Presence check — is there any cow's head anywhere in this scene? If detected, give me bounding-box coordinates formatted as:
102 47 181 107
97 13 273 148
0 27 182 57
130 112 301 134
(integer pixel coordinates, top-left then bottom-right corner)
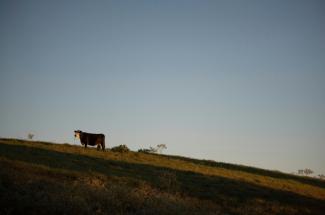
74 130 82 139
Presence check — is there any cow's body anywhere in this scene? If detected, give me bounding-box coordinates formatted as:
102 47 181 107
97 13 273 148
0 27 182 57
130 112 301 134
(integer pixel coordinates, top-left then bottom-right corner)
74 130 105 151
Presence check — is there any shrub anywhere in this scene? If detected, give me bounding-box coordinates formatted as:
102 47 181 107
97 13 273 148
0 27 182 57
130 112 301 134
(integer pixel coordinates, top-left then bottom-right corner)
156 144 167 154
27 133 34 140
138 148 153 153
138 146 161 153
111 145 130 153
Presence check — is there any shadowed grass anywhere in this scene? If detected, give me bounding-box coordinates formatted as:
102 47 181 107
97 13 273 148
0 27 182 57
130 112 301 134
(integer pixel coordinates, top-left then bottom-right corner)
153 153 325 189
0 138 324 214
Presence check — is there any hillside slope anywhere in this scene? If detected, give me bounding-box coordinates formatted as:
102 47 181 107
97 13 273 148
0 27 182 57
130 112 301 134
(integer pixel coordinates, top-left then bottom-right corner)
0 138 324 215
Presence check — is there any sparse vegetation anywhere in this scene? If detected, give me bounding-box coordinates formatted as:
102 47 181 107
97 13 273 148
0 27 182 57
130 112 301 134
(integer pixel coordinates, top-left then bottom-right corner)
0 138 325 215
297 168 315 176
138 146 157 153
156 144 167 154
27 133 34 140
304 168 314 176
110 144 130 153
138 148 152 153
138 144 167 154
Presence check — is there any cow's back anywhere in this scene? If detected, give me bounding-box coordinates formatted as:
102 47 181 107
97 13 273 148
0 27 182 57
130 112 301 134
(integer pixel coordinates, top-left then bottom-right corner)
81 132 105 146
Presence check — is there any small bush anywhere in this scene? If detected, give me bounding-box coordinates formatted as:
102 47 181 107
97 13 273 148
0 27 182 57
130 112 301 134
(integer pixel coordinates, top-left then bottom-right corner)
111 145 130 153
27 133 34 140
138 148 152 153
138 146 157 153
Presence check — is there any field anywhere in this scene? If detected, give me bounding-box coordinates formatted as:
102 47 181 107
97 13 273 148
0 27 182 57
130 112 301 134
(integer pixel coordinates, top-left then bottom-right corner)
0 138 324 215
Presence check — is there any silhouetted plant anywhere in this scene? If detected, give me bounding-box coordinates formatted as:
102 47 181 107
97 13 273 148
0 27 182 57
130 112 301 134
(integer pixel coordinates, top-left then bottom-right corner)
138 145 167 154
27 133 34 140
297 169 304 175
149 146 158 153
157 144 167 154
138 148 151 153
138 147 157 153
303 168 314 176
111 145 130 153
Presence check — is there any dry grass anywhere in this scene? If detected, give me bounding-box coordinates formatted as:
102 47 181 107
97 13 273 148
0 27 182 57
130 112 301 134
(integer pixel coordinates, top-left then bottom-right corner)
0 138 324 214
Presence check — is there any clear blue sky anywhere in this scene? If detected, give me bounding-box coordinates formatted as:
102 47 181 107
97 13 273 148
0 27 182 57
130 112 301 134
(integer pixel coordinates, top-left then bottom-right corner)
1 0 324 174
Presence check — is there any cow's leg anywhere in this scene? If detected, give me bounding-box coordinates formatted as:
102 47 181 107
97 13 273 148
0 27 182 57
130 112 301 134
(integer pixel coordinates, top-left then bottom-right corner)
97 144 100 151
85 137 89 149
102 137 105 152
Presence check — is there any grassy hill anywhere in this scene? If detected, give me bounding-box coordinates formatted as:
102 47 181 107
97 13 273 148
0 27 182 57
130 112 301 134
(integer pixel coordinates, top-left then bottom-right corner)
0 138 324 215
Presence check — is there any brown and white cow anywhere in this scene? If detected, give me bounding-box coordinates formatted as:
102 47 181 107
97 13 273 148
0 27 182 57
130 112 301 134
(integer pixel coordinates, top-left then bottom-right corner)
74 130 105 151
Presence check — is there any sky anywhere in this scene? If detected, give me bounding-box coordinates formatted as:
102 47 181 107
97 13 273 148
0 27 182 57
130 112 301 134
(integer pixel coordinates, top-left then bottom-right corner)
1 0 324 174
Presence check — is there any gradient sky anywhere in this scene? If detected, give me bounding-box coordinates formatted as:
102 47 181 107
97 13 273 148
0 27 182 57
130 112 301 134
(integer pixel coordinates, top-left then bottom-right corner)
1 0 325 174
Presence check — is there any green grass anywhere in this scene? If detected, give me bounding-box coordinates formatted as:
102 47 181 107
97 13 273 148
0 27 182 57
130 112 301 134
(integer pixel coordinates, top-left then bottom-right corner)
0 138 324 215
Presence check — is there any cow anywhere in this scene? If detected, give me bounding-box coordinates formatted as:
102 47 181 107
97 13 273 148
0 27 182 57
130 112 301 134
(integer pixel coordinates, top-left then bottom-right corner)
74 130 105 151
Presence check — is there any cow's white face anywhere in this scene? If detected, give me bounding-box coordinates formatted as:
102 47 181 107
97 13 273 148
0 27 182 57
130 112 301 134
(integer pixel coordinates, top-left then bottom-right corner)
74 131 81 139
